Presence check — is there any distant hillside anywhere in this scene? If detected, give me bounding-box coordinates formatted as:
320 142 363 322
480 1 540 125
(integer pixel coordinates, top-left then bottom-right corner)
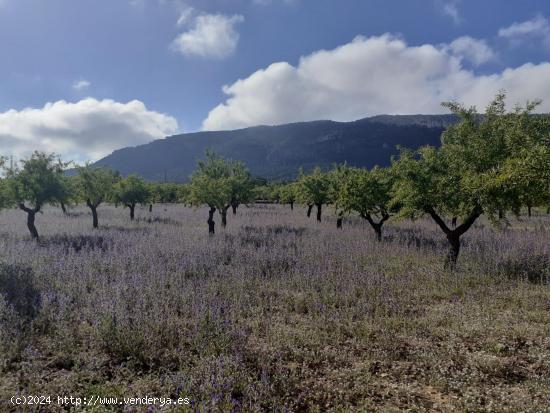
92 115 458 181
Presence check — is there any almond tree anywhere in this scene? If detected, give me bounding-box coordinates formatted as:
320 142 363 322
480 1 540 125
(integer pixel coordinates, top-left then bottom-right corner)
391 93 548 268
297 167 331 222
187 151 232 234
327 164 353 229
4 152 68 239
112 174 150 220
228 161 255 215
499 106 550 217
337 166 394 239
77 165 119 228
278 182 298 210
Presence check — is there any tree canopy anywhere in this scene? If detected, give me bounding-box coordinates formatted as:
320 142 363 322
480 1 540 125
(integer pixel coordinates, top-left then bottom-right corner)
297 167 331 221
77 165 119 227
4 152 68 238
112 174 150 220
336 166 393 239
391 93 549 266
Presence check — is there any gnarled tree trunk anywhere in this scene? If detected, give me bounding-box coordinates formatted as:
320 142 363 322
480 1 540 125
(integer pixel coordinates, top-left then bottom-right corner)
86 199 100 228
149 204 153 213
220 206 229 228
19 204 40 239
207 206 216 235
127 203 136 220
231 200 238 215
425 205 483 270
336 211 344 229
290 201 294 211
60 202 67 215
316 203 322 222
306 204 313 218
362 212 390 242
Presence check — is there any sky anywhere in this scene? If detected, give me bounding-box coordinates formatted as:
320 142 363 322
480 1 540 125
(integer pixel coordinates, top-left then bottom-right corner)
1 0 550 163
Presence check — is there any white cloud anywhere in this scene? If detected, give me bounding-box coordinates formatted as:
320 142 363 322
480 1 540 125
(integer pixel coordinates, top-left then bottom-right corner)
438 0 462 25
72 79 91 91
445 36 496 66
0 99 178 162
498 14 550 48
172 13 244 59
202 34 550 131
176 7 194 26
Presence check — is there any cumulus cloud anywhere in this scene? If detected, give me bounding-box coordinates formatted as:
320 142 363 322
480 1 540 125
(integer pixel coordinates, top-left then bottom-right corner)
72 79 91 91
445 36 496 66
0 99 178 162
202 34 550 131
172 13 244 59
498 14 550 48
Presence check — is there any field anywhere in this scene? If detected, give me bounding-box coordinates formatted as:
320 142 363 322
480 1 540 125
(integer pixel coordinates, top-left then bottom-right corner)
1 204 549 412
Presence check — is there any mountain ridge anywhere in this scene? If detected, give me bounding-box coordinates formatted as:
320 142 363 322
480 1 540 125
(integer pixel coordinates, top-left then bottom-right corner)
92 114 459 181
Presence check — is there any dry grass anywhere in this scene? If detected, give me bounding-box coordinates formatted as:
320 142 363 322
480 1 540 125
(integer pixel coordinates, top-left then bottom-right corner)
0 204 549 412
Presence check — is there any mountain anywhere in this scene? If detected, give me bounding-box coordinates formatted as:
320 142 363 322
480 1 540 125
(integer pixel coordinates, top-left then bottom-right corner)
92 115 458 181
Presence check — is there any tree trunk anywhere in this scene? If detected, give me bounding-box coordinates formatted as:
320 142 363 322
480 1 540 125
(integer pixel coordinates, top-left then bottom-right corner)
19 204 39 239
498 209 504 219
220 206 229 228
149 204 153 213
527 205 532 217
451 217 457 228
547 207 550 215
207 207 216 235
336 217 343 229
363 213 388 242
374 224 382 241
86 199 100 228
61 202 67 215
128 204 135 220
306 204 313 218
425 205 482 269
290 201 294 211
445 233 461 270
91 206 98 228
316 203 322 222
27 210 38 239
231 201 238 215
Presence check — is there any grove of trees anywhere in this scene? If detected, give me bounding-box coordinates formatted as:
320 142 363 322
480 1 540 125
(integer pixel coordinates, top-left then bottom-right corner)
0 93 548 267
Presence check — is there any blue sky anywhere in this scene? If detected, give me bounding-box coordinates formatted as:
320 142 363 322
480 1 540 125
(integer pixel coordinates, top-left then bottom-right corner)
1 0 549 162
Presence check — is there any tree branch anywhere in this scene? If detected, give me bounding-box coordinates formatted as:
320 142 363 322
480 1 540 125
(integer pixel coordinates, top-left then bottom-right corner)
425 206 451 235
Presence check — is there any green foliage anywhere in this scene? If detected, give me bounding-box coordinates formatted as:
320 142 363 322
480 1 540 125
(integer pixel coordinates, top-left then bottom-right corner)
499 109 550 212
336 166 393 219
188 151 233 210
188 150 254 211
4 152 68 212
148 182 184 204
277 182 298 205
391 93 548 222
251 185 275 202
112 175 150 207
0 157 12 210
77 165 119 207
228 161 255 208
296 167 331 206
